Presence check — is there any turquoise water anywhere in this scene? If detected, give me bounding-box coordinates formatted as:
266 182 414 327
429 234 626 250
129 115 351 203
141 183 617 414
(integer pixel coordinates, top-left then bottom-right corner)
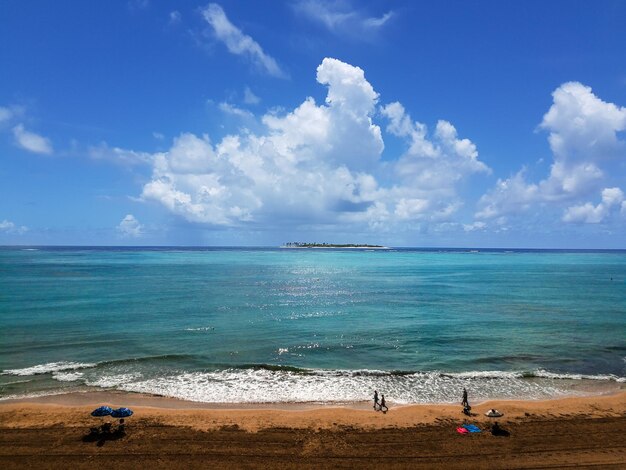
1 247 625 404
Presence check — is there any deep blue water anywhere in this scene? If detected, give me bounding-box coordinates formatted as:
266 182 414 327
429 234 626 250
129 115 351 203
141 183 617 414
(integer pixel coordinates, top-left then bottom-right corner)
1 246 625 404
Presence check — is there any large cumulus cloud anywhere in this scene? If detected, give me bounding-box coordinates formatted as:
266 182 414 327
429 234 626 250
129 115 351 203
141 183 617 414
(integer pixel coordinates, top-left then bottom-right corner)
141 58 488 231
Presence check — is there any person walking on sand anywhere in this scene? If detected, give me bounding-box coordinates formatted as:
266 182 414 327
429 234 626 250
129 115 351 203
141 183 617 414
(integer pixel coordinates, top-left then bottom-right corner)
380 394 388 412
462 387 471 415
373 390 379 410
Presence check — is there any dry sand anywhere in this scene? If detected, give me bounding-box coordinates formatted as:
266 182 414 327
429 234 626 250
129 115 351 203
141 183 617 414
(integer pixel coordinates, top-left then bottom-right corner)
1 391 625 469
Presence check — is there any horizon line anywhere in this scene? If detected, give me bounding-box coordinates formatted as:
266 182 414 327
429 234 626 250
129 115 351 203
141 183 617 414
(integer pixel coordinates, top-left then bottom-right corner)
1 244 625 251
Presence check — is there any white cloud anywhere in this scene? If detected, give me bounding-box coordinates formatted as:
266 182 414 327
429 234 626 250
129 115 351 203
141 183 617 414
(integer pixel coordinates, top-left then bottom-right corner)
259 58 384 172
160 133 216 174
201 3 287 78
463 221 487 232
562 202 605 223
476 82 626 221
117 214 143 237
394 198 429 220
153 132 165 140
243 86 260 105
383 102 489 178
476 170 539 219
540 82 626 162
562 187 624 223
294 0 393 36
601 187 624 206
139 58 488 232
0 219 28 234
12 124 53 155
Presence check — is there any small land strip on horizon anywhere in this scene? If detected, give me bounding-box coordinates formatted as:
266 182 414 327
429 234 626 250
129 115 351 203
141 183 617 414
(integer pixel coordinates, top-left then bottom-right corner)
281 242 389 249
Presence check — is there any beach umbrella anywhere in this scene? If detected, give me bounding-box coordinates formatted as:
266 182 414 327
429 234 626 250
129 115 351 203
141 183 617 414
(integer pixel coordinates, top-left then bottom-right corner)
91 406 113 417
111 407 134 418
90 406 114 434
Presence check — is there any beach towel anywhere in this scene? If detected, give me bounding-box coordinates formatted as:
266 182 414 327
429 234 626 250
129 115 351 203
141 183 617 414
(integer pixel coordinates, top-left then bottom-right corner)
462 424 481 433
456 427 469 434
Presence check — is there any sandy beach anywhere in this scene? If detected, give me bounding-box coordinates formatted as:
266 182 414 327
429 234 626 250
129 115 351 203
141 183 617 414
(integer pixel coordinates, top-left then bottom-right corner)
1 391 625 469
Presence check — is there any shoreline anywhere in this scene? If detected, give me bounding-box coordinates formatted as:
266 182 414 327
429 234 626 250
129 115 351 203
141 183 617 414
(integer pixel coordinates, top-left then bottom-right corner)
2 390 624 428
2 392 625 468
2 377 625 407
2 380 624 410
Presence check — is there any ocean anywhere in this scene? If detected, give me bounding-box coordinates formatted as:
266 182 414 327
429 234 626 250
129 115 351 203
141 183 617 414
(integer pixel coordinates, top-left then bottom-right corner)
1 246 625 405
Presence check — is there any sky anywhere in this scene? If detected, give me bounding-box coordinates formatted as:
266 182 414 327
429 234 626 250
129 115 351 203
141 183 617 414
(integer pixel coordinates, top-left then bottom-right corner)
1 0 625 248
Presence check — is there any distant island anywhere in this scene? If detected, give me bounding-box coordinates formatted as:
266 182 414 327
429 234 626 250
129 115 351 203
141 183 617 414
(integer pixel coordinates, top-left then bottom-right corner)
281 242 389 249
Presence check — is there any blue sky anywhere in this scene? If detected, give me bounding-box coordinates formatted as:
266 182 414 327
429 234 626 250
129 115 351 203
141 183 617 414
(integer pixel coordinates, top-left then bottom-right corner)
1 0 625 247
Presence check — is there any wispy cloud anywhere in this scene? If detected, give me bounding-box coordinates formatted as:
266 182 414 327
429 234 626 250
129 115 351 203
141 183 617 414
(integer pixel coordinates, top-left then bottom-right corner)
201 3 287 78
89 142 153 166
463 221 487 232
169 10 181 25
243 86 260 105
12 124 53 155
128 0 149 11
362 11 393 28
219 102 254 119
294 0 393 37
0 106 13 123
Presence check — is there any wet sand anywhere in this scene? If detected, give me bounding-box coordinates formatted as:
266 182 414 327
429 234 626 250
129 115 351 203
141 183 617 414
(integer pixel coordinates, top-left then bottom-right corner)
1 392 625 469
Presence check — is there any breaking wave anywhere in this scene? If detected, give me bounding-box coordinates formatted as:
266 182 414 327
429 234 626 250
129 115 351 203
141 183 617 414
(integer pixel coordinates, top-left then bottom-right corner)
3 359 624 403
1 361 97 376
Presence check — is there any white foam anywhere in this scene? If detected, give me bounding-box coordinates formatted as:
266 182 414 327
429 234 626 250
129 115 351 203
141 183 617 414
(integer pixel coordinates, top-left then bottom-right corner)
119 368 573 404
52 371 84 382
0 379 33 386
1 362 96 376
534 369 626 383
86 372 141 388
445 370 525 379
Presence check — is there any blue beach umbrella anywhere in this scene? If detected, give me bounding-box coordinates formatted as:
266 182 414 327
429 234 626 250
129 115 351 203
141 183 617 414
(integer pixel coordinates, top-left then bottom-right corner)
91 406 113 417
111 407 134 418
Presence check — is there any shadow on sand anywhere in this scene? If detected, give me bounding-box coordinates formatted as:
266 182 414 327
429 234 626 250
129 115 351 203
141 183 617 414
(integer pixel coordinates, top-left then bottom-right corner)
491 423 510 437
82 423 126 447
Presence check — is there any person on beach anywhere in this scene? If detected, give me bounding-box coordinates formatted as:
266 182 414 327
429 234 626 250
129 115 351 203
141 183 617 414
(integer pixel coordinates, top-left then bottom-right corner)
114 418 126 437
462 388 471 415
373 390 379 410
380 394 388 412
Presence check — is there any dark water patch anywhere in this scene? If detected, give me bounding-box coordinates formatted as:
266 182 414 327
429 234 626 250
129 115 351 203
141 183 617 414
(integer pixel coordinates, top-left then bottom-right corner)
231 364 312 374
